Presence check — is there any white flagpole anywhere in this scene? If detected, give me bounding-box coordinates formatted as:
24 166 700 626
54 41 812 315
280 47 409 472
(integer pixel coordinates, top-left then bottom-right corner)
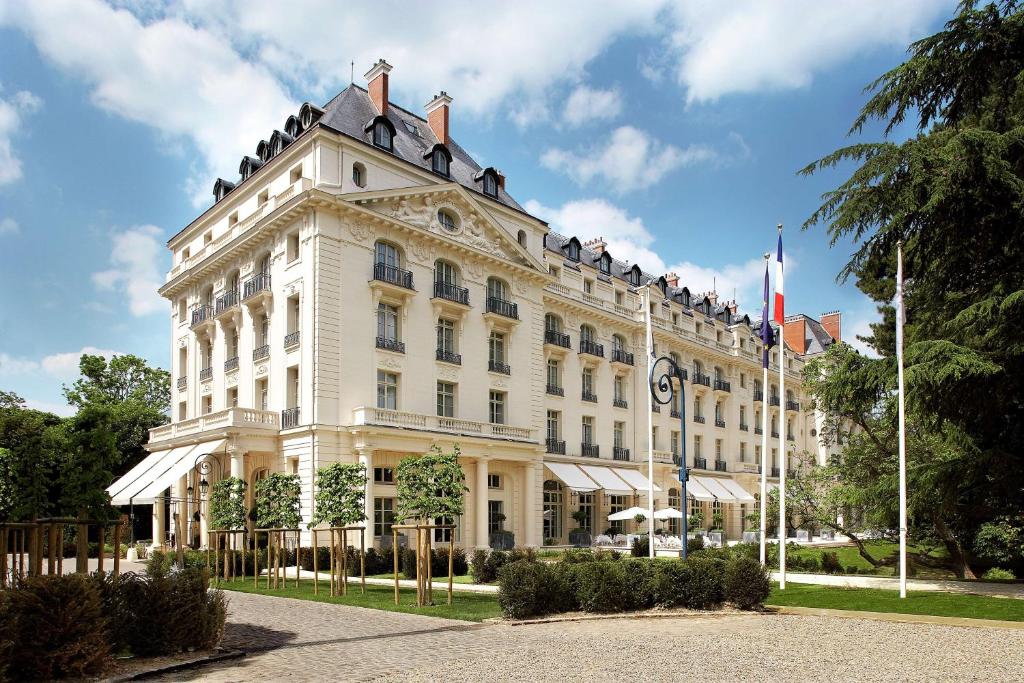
644 285 656 558
897 241 907 598
759 253 770 567
777 224 787 590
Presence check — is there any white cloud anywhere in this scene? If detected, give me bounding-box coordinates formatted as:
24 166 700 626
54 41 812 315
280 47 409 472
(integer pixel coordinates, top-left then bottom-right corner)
541 126 715 192
0 217 18 235
40 346 123 379
0 85 42 185
92 225 166 316
563 85 622 127
665 1 948 103
0 352 39 376
23 398 76 417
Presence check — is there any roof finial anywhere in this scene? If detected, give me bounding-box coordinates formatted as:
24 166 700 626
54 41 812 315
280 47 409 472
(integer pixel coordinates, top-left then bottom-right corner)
350 60 354 84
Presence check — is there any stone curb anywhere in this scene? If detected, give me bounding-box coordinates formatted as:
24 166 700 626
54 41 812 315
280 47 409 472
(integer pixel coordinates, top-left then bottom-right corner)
494 608 748 626
102 648 245 681
770 605 1024 630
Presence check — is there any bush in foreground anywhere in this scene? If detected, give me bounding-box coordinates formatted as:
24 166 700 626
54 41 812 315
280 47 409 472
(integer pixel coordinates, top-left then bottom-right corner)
724 556 771 610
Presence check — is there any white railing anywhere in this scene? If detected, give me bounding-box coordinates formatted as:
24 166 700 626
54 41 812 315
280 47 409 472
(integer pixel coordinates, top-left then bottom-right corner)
736 462 761 474
352 407 534 441
149 407 279 442
652 450 676 464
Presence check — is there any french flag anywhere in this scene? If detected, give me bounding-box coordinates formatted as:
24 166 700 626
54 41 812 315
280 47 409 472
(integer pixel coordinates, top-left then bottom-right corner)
774 229 784 325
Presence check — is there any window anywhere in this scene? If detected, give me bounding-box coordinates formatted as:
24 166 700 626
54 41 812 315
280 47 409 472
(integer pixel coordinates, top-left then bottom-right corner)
178 401 187 421
437 318 457 356
436 381 455 417
715 439 722 459
375 241 400 268
377 303 400 342
431 149 449 176
488 500 504 532
566 240 580 261
546 410 560 440
202 395 212 415
286 365 299 409
228 212 238 229
177 297 187 321
715 401 723 422
182 246 191 262
489 391 506 424
488 474 501 489
693 396 703 418
549 265 560 279
488 331 506 365
547 359 561 389
377 370 398 409
614 422 624 448
609 495 627 534
437 209 456 231
257 314 270 347
203 231 212 246
740 442 747 462
582 416 594 445
577 493 594 533
287 232 300 262
583 279 594 294
374 497 395 537
544 313 561 333
486 277 507 301
580 324 595 344
582 367 594 395
482 170 498 197
740 372 747 388
258 189 269 207
740 405 747 425
613 375 625 402
256 378 269 411
651 426 658 450
352 162 366 188
435 260 458 286
289 165 302 184
628 266 641 287
599 254 611 274
543 480 563 540
286 296 300 337
227 387 238 408
671 430 680 455
517 230 527 248
694 435 703 458
258 252 271 275
373 467 394 484
373 120 392 149
615 290 624 305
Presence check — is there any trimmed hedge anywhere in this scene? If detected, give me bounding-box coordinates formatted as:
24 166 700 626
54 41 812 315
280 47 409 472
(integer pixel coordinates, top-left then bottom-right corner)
470 547 538 583
496 553 768 619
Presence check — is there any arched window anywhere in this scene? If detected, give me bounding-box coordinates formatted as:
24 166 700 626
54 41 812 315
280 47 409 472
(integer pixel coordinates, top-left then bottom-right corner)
566 239 581 262
437 209 457 231
612 334 626 352
580 324 596 344
299 102 324 129
627 265 641 287
714 366 725 382
431 148 450 176
375 241 401 268
482 170 498 197
256 140 271 163
227 269 240 294
544 313 562 333
352 162 366 188
599 253 611 274
372 119 393 150
257 252 271 275
657 276 668 295
434 259 458 286
486 277 507 301
517 230 527 248
693 359 704 376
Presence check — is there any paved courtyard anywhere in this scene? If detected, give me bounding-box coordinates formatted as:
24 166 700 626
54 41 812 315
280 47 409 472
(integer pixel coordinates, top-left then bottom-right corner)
164 591 1024 682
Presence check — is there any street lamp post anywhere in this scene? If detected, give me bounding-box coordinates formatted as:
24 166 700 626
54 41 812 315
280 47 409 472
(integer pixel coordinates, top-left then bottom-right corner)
649 355 690 560
191 454 221 548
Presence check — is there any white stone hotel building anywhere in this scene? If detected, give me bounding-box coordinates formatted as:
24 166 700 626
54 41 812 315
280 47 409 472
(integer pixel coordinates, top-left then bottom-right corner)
108 61 842 550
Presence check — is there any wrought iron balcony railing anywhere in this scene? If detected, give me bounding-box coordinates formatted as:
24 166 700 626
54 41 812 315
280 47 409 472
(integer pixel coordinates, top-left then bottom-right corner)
374 262 414 289
581 443 600 458
191 305 214 327
579 339 604 357
224 356 239 372
715 418 727 428
714 460 728 472
242 272 271 300
613 398 628 409
176 376 187 390
581 390 598 403
693 415 705 424
546 384 564 396
611 349 634 365
436 349 461 365
253 345 270 361
284 330 300 348
214 289 239 315
199 367 213 382
544 329 571 348
433 280 469 305
693 372 711 387
714 379 731 392
613 446 631 461
489 360 511 375
281 407 300 429
485 296 518 319
694 457 708 470
546 438 566 454
376 337 405 353
753 390 764 402
787 400 801 411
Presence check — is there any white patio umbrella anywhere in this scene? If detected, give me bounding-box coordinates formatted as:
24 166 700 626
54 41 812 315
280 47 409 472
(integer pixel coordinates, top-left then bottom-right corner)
607 506 649 521
653 508 684 520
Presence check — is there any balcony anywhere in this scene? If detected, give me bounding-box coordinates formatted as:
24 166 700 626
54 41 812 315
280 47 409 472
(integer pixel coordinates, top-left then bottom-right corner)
581 443 600 458
613 398 628 409
694 457 708 470
190 304 214 329
546 384 564 396
611 349 634 365
373 262 414 290
771 467 780 477
693 415 705 424
485 296 518 320
281 407 300 429
242 272 271 302
771 430 779 438
253 344 270 361
613 446 631 461
377 337 406 354
670 408 681 419
693 372 711 387
352 406 534 442
787 432 795 442
284 330 300 349
544 329 571 349
651 404 661 413
546 438 566 454
433 280 469 306
715 419 726 428
214 290 240 317
754 390 764 402
199 367 213 382
739 423 749 431
754 426 763 435
436 349 462 365
714 379 731 392
714 460 728 472
148 407 279 443
581 390 598 403
224 356 239 372
176 376 187 391
787 400 801 412
579 339 604 358
488 360 511 375
770 396 781 407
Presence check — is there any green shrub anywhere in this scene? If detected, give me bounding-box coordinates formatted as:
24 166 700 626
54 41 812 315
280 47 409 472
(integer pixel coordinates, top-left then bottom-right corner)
651 559 690 608
724 556 771 610
497 560 547 619
0 592 10 681
509 546 537 563
561 548 597 564
631 535 649 557
5 574 110 679
574 561 627 613
620 558 657 610
431 546 468 577
981 567 1016 580
471 549 515 583
679 556 725 609
821 551 843 575
687 535 705 553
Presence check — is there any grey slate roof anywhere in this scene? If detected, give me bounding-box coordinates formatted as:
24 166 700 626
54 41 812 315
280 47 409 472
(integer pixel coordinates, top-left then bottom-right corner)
317 85 524 211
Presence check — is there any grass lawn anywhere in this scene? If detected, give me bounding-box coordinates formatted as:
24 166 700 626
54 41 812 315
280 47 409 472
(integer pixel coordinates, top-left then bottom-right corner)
766 582 1024 622
786 541 954 579
219 578 501 622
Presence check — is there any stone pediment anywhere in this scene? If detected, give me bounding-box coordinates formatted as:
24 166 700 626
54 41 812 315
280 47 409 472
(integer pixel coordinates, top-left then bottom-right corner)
356 187 537 269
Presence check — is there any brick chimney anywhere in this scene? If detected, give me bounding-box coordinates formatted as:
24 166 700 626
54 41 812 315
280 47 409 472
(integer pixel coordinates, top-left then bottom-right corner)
666 272 680 288
784 316 808 355
425 92 452 145
364 59 393 115
583 237 607 254
820 311 842 342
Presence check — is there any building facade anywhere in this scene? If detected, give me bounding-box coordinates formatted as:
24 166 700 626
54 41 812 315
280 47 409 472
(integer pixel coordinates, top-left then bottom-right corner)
108 60 840 549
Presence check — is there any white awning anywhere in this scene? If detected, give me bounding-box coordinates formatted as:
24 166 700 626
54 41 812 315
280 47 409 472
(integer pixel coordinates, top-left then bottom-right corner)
693 475 737 502
109 444 193 506
545 462 599 493
578 465 633 495
611 467 663 493
719 478 757 503
685 477 716 501
135 438 226 504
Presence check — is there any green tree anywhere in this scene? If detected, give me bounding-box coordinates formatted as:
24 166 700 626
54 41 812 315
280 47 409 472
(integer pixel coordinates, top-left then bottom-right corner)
309 463 367 528
395 445 467 523
64 354 170 478
0 392 65 521
209 477 247 530
252 473 302 529
57 405 120 521
800 1 1024 578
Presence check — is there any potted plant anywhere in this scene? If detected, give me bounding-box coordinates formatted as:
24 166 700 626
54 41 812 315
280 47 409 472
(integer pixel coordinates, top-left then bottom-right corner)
568 509 591 547
687 510 705 538
708 511 725 546
742 509 760 543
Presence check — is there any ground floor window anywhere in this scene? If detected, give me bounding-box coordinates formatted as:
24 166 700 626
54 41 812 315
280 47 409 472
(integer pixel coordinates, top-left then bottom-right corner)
374 497 394 537
433 515 460 543
608 495 628 535
488 500 504 533
667 488 681 536
543 480 563 541
577 493 594 534
711 500 724 529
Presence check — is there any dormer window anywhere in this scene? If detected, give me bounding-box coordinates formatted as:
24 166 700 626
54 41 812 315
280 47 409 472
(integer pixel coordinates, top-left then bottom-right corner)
627 265 641 287
425 144 452 177
373 119 393 150
483 172 497 196
566 238 581 262
599 253 611 274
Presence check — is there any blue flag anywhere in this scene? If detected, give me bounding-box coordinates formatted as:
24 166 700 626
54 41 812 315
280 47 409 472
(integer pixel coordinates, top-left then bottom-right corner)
760 258 775 368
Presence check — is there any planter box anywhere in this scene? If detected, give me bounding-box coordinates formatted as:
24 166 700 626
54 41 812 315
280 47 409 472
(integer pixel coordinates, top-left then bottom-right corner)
489 531 515 551
819 529 835 541
568 529 591 548
796 529 811 542
742 531 760 543
707 531 724 547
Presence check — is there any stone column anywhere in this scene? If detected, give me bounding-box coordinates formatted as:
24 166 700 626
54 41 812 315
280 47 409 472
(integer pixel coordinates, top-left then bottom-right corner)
152 495 166 549
475 457 489 549
358 450 374 547
523 461 539 547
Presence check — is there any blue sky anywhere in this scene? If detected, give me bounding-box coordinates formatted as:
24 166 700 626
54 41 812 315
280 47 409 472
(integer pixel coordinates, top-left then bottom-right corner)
0 0 955 414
